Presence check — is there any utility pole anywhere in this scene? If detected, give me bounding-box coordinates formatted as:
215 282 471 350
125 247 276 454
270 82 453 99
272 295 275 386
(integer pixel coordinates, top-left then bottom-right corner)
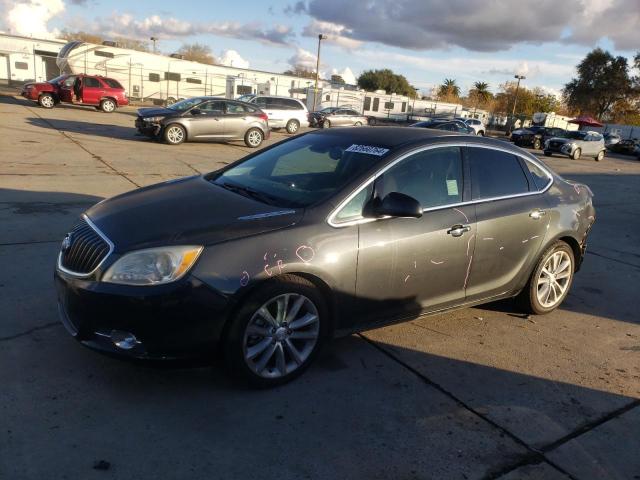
312 34 327 112
509 74 526 134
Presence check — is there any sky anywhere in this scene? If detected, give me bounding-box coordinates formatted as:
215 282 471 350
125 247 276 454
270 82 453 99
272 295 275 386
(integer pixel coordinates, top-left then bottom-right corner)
1 0 638 97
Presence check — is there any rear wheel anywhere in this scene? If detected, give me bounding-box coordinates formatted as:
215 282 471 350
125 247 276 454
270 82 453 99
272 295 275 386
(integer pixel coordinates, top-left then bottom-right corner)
533 138 542 150
244 128 264 148
572 148 581 160
224 275 327 387
516 241 574 315
100 99 116 113
354 121 363 127
164 124 186 145
38 93 55 109
477 130 485 136
285 119 300 134
322 120 331 129
595 150 604 161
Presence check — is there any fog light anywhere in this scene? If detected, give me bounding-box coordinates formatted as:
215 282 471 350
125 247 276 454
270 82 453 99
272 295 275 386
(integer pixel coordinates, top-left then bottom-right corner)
110 330 140 350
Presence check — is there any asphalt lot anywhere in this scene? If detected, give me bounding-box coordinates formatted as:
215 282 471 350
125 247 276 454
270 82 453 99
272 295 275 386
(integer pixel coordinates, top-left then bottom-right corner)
1 94 639 480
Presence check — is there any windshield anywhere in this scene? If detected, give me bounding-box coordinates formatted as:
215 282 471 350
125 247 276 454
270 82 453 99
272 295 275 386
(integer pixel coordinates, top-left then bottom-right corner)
563 131 587 140
167 98 203 111
210 134 390 208
320 107 338 113
237 95 255 103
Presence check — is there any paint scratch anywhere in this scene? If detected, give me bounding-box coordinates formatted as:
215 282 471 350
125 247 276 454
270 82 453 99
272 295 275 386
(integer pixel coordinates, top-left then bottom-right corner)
453 208 469 223
404 275 411 283
467 233 475 257
240 271 250 287
430 259 445 265
463 255 473 289
483 237 494 241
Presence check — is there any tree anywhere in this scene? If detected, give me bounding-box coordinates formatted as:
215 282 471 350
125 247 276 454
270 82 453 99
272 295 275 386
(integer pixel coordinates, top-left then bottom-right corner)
438 78 460 102
467 81 492 110
283 67 316 79
563 48 633 120
115 37 149 52
176 43 216 65
331 74 345 84
357 69 418 98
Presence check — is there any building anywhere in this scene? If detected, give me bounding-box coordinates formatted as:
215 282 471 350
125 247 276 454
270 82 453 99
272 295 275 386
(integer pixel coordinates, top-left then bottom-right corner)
0 33 66 85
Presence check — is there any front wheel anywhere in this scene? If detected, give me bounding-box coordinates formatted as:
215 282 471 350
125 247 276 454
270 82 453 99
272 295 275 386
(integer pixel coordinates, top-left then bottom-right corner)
100 99 116 113
224 275 327 387
38 93 55 109
164 124 186 145
516 241 574 315
285 119 300 134
477 130 485 136
572 148 581 160
595 150 604 162
322 120 331 129
244 128 264 148
533 138 541 150
354 121 363 127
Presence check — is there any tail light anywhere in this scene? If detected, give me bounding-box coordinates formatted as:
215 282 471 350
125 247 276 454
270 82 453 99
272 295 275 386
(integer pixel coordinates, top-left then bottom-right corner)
258 112 268 122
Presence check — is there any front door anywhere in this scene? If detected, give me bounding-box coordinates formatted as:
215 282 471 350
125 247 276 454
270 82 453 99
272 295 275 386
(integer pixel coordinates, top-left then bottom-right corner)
355 146 475 325
80 76 102 105
463 146 549 301
187 100 226 139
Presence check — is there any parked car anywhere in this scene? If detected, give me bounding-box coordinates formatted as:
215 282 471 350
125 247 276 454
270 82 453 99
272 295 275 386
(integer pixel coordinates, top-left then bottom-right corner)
607 138 639 155
21 74 128 112
454 117 486 136
544 130 606 161
55 127 595 387
135 96 269 147
316 108 369 128
309 107 340 127
604 132 622 149
411 119 474 134
511 126 566 150
238 95 309 134
634 143 640 160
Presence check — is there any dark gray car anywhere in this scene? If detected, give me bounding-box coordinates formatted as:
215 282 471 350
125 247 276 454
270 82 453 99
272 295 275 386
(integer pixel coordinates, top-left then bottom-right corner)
55 127 595 387
135 96 270 147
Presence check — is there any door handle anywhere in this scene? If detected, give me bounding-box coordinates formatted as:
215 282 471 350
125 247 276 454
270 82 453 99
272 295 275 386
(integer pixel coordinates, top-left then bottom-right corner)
447 224 471 237
529 209 547 219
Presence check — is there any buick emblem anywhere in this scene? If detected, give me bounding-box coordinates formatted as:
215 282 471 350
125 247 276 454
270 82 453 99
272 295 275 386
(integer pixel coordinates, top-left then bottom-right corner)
61 234 72 252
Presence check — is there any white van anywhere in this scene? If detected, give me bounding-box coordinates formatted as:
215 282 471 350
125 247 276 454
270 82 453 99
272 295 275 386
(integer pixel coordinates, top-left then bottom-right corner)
239 95 309 134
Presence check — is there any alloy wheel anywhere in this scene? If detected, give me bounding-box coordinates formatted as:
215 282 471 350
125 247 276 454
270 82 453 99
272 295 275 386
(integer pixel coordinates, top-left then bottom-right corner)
243 293 320 379
247 130 262 147
102 100 115 112
166 126 184 144
40 95 54 108
536 250 572 308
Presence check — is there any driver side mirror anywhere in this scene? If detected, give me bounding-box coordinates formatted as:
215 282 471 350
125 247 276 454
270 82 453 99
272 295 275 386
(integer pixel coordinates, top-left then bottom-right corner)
190 108 202 115
368 192 422 219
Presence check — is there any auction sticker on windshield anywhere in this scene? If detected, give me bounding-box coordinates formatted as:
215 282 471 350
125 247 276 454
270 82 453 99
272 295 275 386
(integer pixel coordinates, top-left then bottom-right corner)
345 144 390 156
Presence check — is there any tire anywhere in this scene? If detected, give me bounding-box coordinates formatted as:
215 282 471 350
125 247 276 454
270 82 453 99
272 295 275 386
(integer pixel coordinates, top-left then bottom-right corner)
533 138 542 150
571 148 581 160
244 128 264 148
595 150 604 162
477 130 485 136
163 124 186 145
322 120 331 129
544 151 553 157
354 121 363 127
166 97 176 106
38 93 55 109
368 117 376 126
516 241 575 315
285 119 300 134
223 275 328 387
100 99 116 113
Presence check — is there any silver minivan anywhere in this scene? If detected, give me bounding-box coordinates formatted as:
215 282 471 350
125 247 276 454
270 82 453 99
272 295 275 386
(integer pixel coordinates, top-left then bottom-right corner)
239 95 309 134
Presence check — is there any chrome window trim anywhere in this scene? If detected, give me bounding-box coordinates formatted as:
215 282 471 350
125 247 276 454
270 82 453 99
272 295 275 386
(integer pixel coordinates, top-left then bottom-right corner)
327 142 554 228
56 214 114 278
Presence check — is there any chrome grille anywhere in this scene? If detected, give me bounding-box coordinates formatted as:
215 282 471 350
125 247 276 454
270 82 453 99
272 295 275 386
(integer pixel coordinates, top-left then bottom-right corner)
59 217 111 275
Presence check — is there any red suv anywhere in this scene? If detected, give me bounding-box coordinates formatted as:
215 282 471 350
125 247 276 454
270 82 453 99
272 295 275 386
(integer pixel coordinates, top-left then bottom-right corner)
21 74 129 112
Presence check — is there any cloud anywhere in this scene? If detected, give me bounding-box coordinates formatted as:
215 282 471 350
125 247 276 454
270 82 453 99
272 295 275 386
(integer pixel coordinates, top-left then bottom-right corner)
302 19 363 49
331 66 356 84
288 47 317 70
218 49 249 69
300 0 638 52
3 0 64 38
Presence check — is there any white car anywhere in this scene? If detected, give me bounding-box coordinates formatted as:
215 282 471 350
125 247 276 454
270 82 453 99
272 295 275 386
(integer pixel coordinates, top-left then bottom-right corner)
239 95 309 134
455 117 486 136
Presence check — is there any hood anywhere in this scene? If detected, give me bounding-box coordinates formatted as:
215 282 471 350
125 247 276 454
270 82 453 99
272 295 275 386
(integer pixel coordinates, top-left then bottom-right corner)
85 175 302 252
548 137 571 144
137 106 176 117
24 81 49 89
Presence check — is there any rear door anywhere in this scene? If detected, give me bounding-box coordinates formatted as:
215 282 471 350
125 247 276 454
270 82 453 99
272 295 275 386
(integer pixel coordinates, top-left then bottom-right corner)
463 146 550 301
81 76 102 105
259 97 285 128
355 146 475 325
187 100 226 139
224 101 251 139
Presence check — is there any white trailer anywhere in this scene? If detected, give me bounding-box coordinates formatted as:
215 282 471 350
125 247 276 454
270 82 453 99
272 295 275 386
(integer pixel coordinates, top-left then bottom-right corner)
0 33 65 85
56 41 326 104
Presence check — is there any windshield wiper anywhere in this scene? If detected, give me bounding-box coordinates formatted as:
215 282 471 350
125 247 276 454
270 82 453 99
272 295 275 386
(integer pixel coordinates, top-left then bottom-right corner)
218 182 279 206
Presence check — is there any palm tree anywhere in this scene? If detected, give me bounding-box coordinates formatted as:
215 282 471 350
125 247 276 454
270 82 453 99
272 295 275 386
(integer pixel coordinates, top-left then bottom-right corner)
472 81 491 103
438 78 460 99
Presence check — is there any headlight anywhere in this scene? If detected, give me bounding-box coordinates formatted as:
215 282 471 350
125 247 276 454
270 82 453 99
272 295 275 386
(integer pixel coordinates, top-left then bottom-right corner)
103 246 203 286
144 116 164 123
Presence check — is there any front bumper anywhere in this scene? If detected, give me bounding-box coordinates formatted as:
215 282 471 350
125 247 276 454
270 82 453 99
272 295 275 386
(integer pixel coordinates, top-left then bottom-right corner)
545 142 574 157
55 269 230 361
21 89 39 100
135 117 161 136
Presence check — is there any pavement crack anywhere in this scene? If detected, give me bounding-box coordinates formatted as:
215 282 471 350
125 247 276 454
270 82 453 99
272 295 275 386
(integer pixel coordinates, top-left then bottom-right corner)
587 250 640 269
0 321 60 342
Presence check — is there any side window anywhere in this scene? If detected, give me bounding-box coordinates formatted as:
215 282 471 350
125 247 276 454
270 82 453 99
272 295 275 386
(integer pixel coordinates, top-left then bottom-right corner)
83 77 100 88
377 147 463 209
372 98 379 112
62 76 76 87
284 99 303 110
347 110 359 116
363 97 371 111
467 147 530 200
226 102 246 114
333 185 374 224
200 101 225 113
254 97 267 108
524 160 551 191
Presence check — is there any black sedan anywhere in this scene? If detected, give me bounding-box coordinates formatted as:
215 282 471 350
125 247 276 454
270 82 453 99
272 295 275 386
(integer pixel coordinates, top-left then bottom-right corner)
55 127 595 387
411 119 475 134
511 126 566 150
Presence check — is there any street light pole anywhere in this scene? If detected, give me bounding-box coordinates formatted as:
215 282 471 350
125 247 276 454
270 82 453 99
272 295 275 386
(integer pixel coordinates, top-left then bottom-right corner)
312 34 327 111
509 74 526 133
150 37 158 54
